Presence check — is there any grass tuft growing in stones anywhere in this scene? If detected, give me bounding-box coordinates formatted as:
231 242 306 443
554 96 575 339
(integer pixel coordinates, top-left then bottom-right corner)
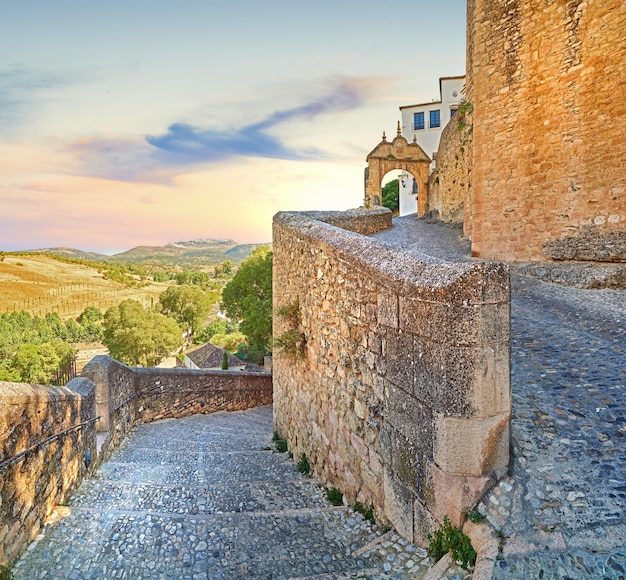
0 564 13 580
296 453 310 475
326 487 343 506
427 516 476 570
353 501 375 523
272 431 288 453
464 509 485 524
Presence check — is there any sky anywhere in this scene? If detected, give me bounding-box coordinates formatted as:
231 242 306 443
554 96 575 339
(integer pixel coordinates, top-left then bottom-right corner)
0 0 466 254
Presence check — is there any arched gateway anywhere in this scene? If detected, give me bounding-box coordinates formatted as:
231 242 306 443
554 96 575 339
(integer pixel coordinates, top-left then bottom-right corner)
364 123 431 216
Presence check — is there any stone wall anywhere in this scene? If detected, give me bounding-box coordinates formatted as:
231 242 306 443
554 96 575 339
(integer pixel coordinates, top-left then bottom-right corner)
428 117 470 223
0 378 96 565
82 355 273 428
300 208 392 236
273 210 510 546
134 367 273 422
467 0 626 261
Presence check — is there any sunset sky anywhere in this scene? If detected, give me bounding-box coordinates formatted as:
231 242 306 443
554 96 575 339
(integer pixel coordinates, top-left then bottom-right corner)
1 0 465 254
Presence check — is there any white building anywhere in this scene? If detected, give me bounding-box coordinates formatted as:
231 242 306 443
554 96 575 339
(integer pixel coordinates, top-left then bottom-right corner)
396 76 465 216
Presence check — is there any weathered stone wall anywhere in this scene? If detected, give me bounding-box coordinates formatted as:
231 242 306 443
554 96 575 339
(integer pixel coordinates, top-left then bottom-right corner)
134 367 273 422
82 355 136 461
273 210 510 546
0 378 96 564
82 356 273 426
300 208 392 236
428 118 470 223
468 0 626 261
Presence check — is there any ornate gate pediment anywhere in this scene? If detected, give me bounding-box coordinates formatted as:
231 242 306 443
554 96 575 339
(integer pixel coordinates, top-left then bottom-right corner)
365 123 431 216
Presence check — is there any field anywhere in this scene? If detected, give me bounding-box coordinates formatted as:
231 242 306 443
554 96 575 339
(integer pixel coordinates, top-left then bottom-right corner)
0 255 180 319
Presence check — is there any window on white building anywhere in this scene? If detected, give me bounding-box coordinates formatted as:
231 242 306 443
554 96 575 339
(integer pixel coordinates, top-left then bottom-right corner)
429 110 440 128
414 112 425 130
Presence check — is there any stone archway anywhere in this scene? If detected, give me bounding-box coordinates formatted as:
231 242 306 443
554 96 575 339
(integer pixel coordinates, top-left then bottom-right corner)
365 123 431 216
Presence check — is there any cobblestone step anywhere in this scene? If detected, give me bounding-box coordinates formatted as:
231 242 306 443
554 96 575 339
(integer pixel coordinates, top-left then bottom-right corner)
13 406 471 580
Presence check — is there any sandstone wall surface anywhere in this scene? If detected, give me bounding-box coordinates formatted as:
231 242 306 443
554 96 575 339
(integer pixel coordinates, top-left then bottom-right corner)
428 118 470 224
469 0 626 261
0 378 96 564
272 210 510 546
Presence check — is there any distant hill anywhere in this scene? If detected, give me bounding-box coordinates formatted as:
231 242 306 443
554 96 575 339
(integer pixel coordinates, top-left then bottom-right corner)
18 238 269 267
22 247 110 261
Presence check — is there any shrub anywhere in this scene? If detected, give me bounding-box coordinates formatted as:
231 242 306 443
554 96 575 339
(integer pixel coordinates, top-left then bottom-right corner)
353 502 375 523
427 516 476 569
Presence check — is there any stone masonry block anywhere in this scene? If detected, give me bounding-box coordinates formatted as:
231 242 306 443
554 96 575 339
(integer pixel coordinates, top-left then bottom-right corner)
413 338 510 417
390 427 425 491
377 292 399 328
384 383 433 456
383 469 414 540
384 331 415 393
424 460 493 528
399 297 510 345
433 412 510 478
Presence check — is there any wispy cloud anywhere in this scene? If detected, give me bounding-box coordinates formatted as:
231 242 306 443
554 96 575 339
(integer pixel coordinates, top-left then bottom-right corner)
146 77 369 164
63 77 376 184
0 67 75 128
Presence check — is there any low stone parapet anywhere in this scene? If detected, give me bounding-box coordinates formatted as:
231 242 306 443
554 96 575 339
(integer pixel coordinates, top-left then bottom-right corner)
272 209 511 546
0 378 96 564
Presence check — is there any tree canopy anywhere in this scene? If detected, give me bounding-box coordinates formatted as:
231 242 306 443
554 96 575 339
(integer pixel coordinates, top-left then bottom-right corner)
103 299 182 367
159 285 213 336
381 179 399 211
221 246 272 353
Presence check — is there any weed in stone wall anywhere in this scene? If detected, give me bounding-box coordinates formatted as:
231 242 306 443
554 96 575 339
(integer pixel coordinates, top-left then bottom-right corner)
427 516 476 570
0 565 13 580
464 509 485 524
326 487 343 506
272 431 288 453
275 300 306 361
353 501 375 524
296 453 310 475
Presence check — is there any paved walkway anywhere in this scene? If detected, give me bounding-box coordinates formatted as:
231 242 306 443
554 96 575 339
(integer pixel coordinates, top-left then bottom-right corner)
13 406 470 579
373 215 626 579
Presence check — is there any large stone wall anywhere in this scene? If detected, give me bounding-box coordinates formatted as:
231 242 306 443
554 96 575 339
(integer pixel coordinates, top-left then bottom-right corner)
0 378 96 564
428 117 470 224
467 0 626 261
273 210 510 546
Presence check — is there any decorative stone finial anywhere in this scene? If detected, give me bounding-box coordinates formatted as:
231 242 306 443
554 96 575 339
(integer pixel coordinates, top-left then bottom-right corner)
413 135 417 144
397 121 401 136
382 131 387 142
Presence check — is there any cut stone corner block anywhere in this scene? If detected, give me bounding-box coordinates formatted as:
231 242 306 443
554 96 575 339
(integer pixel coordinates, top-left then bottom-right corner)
425 460 494 528
433 412 510 478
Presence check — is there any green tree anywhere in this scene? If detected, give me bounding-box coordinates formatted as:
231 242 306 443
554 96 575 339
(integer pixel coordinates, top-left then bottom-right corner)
221 350 229 370
103 299 182 367
78 306 103 325
194 319 228 344
11 342 60 384
159 285 213 336
381 178 399 211
221 246 272 353
210 332 247 353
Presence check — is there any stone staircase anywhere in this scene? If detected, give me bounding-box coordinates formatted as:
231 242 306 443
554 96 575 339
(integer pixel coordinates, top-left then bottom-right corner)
13 405 468 580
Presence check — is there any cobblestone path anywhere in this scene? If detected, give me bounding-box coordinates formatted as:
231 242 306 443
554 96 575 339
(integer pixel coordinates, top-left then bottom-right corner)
487 273 626 579
374 216 626 579
14 406 470 580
